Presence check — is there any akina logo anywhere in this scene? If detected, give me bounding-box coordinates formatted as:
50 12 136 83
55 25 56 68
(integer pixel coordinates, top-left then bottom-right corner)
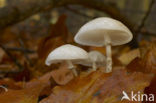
121 91 154 102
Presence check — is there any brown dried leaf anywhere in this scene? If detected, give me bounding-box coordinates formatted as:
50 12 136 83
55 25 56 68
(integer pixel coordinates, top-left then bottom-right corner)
38 36 65 60
144 75 156 103
0 83 45 103
50 62 74 85
49 14 68 38
37 14 68 60
40 69 152 103
118 49 140 65
0 78 22 94
141 43 156 73
126 57 145 73
0 67 61 103
127 42 156 73
126 42 156 103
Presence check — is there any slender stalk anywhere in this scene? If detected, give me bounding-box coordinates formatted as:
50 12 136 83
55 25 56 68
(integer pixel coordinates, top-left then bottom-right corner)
71 68 78 77
66 60 78 76
92 62 97 71
104 34 112 73
106 44 112 73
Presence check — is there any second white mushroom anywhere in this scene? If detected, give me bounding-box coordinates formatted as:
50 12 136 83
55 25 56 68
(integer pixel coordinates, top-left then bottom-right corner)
45 44 89 76
78 50 106 71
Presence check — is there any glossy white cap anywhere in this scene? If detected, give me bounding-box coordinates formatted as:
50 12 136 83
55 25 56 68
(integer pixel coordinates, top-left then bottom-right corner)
74 17 133 46
45 44 88 66
88 51 106 63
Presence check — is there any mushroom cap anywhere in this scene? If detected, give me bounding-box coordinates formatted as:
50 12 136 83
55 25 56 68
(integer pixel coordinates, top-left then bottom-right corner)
45 44 88 66
74 17 133 46
78 50 106 67
88 51 106 62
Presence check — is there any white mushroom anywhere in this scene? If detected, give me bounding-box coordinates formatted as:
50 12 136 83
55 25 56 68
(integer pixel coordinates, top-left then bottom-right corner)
74 17 133 73
45 44 88 76
78 50 106 71
88 51 106 71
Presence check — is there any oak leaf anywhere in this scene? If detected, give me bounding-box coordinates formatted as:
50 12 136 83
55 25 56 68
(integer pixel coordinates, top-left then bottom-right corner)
40 69 153 103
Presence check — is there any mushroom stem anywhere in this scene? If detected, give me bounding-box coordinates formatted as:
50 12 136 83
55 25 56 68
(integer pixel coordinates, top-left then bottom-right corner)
71 67 78 77
105 44 112 73
66 60 78 76
92 62 97 71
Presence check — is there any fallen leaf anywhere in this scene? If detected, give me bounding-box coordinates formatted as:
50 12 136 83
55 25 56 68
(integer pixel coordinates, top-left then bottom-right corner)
0 84 45 103
118 49 140 65
40 69 153 103
126 57 145 73
50 62 74 85
40 70 102 103
141 43 156 74
49 14 68 38
144 75 156 103
0 67 60 103
0 78 22 94
127 42 156 73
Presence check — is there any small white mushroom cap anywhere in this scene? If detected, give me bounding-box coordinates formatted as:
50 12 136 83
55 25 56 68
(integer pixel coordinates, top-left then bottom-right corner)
78 50 106 67
89 51 106 63
45 44 88 66
74 17 133 46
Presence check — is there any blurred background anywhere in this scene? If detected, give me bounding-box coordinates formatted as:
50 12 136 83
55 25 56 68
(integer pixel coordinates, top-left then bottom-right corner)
0 0 155 40
0 0 155 79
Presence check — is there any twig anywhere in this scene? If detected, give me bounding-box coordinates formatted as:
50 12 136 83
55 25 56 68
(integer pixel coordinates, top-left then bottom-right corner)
18 39 33 66
65 6 95 19
5 47 35 53
0 44 23 72
130 0 155 48
136 0 155 33
0 69 21 74
120 8 156 15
